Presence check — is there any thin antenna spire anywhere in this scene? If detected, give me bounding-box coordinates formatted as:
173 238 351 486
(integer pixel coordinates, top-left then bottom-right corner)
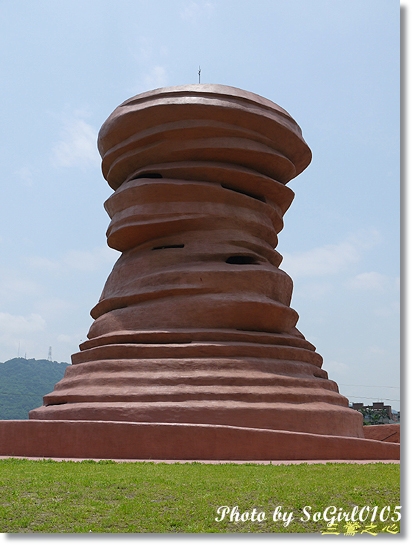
198 66 201 84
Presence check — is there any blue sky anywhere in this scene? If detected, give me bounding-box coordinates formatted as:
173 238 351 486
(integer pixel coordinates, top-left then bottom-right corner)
0 0 400 411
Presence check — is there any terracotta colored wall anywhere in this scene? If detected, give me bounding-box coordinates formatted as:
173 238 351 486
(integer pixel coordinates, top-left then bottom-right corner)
0 420 399 460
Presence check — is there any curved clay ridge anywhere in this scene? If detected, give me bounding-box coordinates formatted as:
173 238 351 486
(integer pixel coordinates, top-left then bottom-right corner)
30 84 363 438
97 84 312 189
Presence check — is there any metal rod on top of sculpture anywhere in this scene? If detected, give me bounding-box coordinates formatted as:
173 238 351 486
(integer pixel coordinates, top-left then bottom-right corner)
30 84 363 439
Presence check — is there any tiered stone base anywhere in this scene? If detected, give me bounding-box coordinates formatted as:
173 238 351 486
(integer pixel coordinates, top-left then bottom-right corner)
0 420 399 461
28 331 365 439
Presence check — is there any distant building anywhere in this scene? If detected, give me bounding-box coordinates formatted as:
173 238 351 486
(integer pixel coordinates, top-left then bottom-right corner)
350 402 400 425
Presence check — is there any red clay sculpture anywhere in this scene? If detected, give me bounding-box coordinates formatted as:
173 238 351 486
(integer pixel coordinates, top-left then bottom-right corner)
0 85 399 460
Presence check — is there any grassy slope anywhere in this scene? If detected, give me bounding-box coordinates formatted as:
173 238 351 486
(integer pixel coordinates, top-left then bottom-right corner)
0 459 400 534
0 358 69 419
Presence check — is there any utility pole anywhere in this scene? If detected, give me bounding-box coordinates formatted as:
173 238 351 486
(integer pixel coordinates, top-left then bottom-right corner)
48 346 52 361
198 66 201 83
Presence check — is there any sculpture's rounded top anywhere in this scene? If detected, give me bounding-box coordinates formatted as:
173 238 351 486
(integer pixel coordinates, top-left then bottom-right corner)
98 84 312 190
116 84 292 117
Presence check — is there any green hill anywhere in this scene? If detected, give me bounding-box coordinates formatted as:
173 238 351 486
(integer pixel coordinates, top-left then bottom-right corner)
0 358 69 420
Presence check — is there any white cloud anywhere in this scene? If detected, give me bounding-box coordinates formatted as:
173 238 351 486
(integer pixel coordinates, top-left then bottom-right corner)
135 37 154 64
62 246 117 272
346 271 389 291
282 240 359 277
129 65 169 95
375 300 400 318
293 281 333 300
134 36 169 63
143 65 168 90
282 230 381 278
35 298 76 317
27 256 61 272
57 333 84 346
27 246 117 273
130 35 170 94
180 0 214 23
0 312 46 340
52 117 99 168
324 360 350 376
0 275 41 304
15 166 34 187
365 345 387 358
57 334 74 343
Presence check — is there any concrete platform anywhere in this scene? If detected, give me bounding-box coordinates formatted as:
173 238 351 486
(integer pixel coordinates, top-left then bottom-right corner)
0 420 400 461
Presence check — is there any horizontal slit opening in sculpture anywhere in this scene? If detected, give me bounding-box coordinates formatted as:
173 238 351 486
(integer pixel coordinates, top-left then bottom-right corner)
221 184 266 203
226 255 258 265
152 244 185 250
134 172 163 179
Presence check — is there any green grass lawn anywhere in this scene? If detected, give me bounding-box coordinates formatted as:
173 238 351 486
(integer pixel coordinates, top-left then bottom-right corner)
0 459 400 534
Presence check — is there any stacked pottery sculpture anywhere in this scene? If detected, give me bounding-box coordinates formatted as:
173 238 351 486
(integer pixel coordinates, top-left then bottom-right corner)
30 84 364 439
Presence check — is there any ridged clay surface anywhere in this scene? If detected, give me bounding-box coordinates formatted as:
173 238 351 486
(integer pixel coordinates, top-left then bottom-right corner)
30 85 363 439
